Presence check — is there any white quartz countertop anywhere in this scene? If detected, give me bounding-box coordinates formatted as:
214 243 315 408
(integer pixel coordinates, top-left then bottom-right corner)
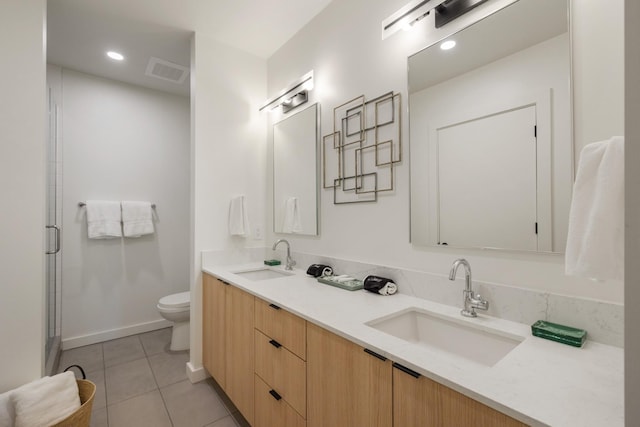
202 262 623 427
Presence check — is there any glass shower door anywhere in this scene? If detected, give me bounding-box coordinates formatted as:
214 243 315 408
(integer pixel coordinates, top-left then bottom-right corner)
45 87 61 374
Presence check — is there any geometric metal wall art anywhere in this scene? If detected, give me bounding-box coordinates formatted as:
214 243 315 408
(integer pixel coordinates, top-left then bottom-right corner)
322 91 402 204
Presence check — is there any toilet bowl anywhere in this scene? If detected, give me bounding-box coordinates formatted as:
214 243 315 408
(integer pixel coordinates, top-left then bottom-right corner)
157 291 190 351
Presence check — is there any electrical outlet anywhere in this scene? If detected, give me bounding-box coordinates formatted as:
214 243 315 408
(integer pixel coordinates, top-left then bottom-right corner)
253 226 262 240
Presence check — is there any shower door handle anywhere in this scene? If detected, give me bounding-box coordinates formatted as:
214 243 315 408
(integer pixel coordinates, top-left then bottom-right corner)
46 225 60 255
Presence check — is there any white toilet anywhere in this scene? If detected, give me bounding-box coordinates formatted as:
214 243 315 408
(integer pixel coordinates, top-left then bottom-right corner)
157 291 190 351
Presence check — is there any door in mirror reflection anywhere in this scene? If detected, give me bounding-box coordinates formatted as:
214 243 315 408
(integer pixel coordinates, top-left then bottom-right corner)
409 0 571 253
437 105 537 250
273 103 319 235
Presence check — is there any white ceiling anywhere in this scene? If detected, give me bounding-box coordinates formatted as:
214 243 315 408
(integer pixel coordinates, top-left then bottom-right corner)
47 0 333 96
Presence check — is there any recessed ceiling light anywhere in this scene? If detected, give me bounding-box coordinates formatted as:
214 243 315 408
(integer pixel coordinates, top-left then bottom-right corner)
440 40 456 50
106 51 124 61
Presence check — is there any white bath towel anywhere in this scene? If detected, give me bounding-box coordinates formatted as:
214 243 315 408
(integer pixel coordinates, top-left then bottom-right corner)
86 200 122 239
282 197 303 233
229 195 250 237
121 201 154 237
565 136 624 281
11 371 81 427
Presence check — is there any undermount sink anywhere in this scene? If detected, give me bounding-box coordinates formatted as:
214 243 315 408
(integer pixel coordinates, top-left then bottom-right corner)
366 308 524 367
232 268 294 281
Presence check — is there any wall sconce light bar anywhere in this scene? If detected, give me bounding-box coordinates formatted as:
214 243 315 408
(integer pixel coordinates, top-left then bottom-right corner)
259 70 314 112
281 90 308 113
434 0 489 28
382 0 434 40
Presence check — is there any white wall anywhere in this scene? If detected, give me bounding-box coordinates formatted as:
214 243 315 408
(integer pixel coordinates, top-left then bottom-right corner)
59 69 190 348
0 0 46 391
266 0 624 304
625 0 639 423
189 33 267 376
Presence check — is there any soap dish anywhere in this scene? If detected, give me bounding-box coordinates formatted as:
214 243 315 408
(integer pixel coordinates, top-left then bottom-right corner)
317 276 364 291
531 320 587 347
264 259 281 266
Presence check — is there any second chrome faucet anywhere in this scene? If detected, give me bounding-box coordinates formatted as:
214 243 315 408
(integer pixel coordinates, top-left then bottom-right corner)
449 259 489 318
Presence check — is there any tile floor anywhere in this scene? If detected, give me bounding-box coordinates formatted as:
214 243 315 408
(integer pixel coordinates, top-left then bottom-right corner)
58 328 249 427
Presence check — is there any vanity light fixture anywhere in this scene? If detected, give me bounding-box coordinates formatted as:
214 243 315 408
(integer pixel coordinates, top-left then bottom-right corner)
440 40 456 50
106 51 124 61
382 0 434 40
260 70 314 114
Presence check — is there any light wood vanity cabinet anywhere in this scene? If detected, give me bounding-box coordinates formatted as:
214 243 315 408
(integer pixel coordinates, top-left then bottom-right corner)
225 285 255 424
203 273 529 427
393 364 528 427
254 299 307 427
202 274 226 388
202 274 254 425
307 323 393 427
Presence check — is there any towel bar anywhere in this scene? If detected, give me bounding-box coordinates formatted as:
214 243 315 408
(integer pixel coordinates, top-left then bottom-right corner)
78 202 156 209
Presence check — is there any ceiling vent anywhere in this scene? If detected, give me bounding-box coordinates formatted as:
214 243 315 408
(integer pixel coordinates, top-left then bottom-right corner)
145 57 189 84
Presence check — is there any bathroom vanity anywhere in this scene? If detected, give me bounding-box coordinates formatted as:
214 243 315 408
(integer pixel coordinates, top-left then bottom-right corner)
201 263 623 427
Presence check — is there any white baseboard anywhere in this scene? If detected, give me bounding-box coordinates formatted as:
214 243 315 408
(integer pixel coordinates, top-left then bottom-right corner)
62 319 172 350
187 362 209 383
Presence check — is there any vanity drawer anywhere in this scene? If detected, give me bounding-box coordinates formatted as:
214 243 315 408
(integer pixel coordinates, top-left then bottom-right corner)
255 298 306 360
255 330 306 417
255 375 306 427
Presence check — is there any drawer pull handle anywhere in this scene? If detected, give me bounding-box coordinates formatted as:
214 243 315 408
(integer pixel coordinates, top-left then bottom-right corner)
393 362 421 379
269 303 281 310
269 389 282 401
364 348 387 361
269 339 282 348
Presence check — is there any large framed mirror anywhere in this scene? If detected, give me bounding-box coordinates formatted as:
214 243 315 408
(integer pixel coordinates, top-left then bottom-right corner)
273 103 320 235
409 0 571 253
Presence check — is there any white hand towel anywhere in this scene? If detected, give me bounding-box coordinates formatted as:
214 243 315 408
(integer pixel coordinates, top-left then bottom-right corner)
282 197 303 233
86 200 122 239
121 201 154 238
229 195 250 237
11 371 81 427
565 136 624 280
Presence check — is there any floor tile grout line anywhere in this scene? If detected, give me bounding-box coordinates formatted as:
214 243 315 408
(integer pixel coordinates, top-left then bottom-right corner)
101 343 110 427
154 358 176 427
141 338 176 427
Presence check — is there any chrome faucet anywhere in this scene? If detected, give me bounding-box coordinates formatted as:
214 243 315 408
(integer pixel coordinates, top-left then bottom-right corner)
272 239 296 270
449 259 489 318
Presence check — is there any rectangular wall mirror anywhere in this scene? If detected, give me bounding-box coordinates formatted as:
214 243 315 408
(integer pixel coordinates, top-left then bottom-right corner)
273 103 320 235
409 0 572 253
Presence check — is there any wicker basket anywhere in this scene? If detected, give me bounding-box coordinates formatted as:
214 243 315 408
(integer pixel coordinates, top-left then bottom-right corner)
50 379 96 427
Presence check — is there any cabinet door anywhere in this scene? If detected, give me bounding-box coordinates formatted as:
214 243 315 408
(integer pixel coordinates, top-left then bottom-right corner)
439 382 528 427
202 274 226 388
393 364 528 427
225 285 255 425
307 323 392 427
393 365 440 426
